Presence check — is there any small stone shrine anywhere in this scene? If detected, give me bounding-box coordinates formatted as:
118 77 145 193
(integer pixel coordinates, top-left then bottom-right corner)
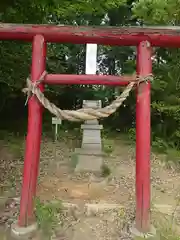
75 100 104 173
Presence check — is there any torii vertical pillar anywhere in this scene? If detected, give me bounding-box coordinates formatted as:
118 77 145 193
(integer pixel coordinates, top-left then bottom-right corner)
18 35 46 227
135 41 152 233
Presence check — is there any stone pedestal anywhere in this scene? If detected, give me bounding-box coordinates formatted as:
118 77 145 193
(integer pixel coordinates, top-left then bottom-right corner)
75 100 104 173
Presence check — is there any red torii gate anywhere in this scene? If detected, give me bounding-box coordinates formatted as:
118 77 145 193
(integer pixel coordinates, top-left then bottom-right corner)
1 23 179 235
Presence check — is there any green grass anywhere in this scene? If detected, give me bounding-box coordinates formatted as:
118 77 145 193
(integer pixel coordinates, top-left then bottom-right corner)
102 138 114 155
35 198 64 238
101 164 111 177
0 130 24 156
135 225 180 240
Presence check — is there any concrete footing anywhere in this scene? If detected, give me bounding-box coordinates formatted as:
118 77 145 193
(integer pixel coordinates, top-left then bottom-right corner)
11 221 38 239
130 223 156 238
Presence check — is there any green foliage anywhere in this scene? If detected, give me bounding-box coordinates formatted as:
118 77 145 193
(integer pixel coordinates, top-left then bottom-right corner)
1 0 180 163
35 198 63 238
165 148 180 164
152 137 169 153
54 0 126 18
101 164 111 177
128 128 136 142
132 0 180 24
103 138 114 154
131 0 180 154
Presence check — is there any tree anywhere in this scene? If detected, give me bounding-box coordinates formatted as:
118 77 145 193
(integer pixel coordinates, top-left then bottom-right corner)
132 0 180 148
0 0 127 115
1 0 180 150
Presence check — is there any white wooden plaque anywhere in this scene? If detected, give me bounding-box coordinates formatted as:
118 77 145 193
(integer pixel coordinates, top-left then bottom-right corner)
85 44 97 74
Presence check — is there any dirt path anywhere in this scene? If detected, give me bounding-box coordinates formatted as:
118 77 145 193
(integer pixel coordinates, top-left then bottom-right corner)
0 134 180 239
36 136 180 239
37 137 180 208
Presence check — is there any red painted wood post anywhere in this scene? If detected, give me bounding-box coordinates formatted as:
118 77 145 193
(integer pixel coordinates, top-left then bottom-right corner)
44 74 136 86
18 35 46 227
0 24 180 47
136 41 152 232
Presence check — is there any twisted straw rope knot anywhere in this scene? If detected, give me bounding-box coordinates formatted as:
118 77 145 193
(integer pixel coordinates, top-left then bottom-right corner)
23 71 47 105
136 74 153 84
22 73 153 121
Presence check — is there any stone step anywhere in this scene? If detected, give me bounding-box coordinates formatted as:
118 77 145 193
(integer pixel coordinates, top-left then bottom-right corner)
7 198 180 219
75 155 103 173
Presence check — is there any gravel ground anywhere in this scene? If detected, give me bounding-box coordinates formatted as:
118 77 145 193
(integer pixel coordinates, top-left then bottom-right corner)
0 134 180 239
